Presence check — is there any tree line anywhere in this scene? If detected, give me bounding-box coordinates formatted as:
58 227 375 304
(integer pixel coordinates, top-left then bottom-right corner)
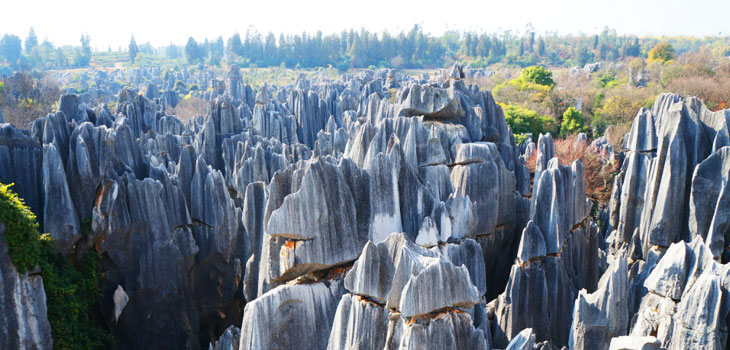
2 25 730 72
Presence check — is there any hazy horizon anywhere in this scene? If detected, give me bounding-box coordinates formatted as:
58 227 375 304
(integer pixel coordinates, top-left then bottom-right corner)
4 0 730 49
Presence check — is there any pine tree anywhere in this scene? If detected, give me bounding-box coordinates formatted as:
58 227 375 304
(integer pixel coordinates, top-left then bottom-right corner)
25 27 38 54
129 36 138 64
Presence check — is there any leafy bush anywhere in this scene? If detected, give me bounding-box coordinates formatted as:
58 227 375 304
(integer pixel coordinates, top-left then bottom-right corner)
518 65 556 87
0 183 41 273
494 66 555 106
560 107 586 136
500 103 557 142
593 95 643 123
0 183 113 349
40 236 113 350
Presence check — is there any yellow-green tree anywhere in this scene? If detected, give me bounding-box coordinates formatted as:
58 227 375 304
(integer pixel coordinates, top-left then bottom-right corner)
648 42 675 62
560 107 585 136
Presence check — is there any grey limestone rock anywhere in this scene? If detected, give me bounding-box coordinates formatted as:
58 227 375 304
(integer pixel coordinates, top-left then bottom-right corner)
569 256 629 350
239 280 346 350
210 326 240 350
0 224 53 350
608 336 660 350
506 328 536 350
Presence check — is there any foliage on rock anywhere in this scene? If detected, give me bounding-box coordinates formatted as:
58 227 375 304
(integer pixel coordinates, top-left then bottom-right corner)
0 182 41 273
0 182 113 349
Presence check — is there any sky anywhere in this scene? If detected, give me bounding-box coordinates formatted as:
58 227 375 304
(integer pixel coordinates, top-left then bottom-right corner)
3 0 730 49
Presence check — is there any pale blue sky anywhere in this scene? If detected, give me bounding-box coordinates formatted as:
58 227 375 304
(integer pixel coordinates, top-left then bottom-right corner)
4 0 729 48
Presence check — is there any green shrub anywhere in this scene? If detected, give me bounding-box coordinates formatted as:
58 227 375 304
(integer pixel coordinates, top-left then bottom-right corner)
0 183 41 273
500 103 557 142
597 73 617 88
0 183 113 349
560 107 586 136
518 65 555 87
513 133 530 145
493 66 555 105
40 236 113 350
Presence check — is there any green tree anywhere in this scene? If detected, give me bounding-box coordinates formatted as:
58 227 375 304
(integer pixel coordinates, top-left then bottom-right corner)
73 34 91 67
648 42 675 62
165 43 179 58
576 46 594 67
228 33 244 57
128 36 138 64
25 27 38 54
0 34 22 67
624 37 640 57
55 48 68 67
519 65 555 87
536 38 546 57
185 37 202 64
560 107 585 136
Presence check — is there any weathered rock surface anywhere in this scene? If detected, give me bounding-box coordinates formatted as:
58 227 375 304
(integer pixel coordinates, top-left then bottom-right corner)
569 255 629 350
0 224 53 350
239 280 346 350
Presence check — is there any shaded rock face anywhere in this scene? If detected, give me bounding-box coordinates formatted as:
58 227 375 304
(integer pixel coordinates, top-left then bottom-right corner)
0 124 44 225
0 224 53 350
619 239 730 350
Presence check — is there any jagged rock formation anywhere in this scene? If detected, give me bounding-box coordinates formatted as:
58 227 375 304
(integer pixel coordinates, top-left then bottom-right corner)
599 93 730 350
3 63 730 350
569 255 629 350
489 148 600 348
328 233 488 350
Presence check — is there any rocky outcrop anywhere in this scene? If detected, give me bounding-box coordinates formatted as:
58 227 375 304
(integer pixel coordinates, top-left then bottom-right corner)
608 93 730 253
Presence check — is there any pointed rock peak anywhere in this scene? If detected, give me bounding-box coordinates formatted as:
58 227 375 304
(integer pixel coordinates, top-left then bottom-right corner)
643 241 690 300
113 285 129 322
226 64 241 78
415 217 439 247
517 220 546 263
449 63 465 80
506 328 536 350
255 84 271 105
